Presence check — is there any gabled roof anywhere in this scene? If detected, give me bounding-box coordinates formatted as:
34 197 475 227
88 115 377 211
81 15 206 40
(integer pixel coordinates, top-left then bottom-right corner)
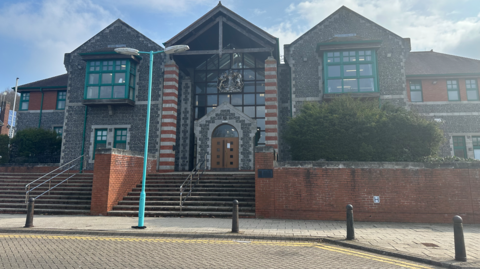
406 51 480 77
165 2 276 46
17 74 68 90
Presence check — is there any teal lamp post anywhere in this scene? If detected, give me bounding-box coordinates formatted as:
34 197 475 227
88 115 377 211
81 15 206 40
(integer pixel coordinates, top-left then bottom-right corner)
115 45 189 229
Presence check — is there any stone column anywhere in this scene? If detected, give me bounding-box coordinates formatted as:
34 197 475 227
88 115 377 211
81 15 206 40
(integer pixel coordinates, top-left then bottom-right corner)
158 61 179 172
265 57 279 151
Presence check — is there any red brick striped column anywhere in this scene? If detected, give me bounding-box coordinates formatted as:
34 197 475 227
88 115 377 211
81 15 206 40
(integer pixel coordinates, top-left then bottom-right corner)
158 61 179 171
264 56 278 150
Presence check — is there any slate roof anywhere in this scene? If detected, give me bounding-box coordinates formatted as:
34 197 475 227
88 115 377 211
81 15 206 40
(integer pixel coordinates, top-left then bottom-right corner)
17 74 68 89
406 51 480 76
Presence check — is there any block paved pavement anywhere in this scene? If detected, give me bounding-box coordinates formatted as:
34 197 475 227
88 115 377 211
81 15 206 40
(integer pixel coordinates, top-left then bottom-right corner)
0 214 479 268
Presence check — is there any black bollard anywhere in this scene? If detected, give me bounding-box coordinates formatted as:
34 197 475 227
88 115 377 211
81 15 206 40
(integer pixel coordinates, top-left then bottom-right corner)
232 200 239 233
24 197 35 228
346 204 355 240
453 215 467 262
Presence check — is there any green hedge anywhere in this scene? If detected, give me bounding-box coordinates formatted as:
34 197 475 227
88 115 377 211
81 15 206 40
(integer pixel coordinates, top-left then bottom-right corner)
0 135 9 164
284 96 444 162
9 128 61 163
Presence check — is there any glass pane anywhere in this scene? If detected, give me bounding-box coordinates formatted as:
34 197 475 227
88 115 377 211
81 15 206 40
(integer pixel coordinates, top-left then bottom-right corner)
448 91 459 101
328 66 341 77
100 86 112 98
212 125 239 137
130 64 136 74
207 95 217 106
195 60 206 70
207 55 218 70
57 101 65 109
244 69 255 80
259 131 265 144
115 73 126 84
129 87 134 100
256 118 265 130
115 60 126 70
89 74 99 84
231 94 242 105
196 107 206 119
467 90 478 100
102 73 113 84
87 87 99 98
359 64 373 76
195 84 206 94
244 54 255 68
21 102 28 110
244 94 255 105
207 71 218 82
206 107 215 113
256 82 265 92
359 78 374 92
454 149 465 158
195 71 206 82
256 70 265 80
96 143 106 149
327 80 342 93
232 53 242 68
219 54 231 69
256 58 265 68
256 93 265 105
115 143 126 149
244 81 255 92
196 95 206 106
219 94 230 105
129 75 135 87
244 106 255 117
207 83 217 94
343 65 357 77
343 79 358 92
113 86 125 98
411 91 422 102
256 106 265 117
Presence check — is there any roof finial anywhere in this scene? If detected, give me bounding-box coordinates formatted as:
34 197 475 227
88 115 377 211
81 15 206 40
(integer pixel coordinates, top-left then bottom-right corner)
218 1 222 6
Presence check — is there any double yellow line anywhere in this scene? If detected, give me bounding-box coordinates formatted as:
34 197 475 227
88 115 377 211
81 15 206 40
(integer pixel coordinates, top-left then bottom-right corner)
0 234 432 268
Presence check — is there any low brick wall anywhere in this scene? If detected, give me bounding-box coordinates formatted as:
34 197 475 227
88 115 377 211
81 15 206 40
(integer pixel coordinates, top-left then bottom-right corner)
255 146 480 224
90 148 156 215
0 164 59 173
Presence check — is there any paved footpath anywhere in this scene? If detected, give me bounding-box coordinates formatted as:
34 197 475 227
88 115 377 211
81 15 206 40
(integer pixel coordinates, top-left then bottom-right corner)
0 214 479 268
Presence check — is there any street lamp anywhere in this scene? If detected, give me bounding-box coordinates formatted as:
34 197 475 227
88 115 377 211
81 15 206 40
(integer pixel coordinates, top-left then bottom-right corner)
115 45 189 229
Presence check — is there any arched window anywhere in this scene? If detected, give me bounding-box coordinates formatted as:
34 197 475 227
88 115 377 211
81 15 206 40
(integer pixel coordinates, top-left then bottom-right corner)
212 124 238 138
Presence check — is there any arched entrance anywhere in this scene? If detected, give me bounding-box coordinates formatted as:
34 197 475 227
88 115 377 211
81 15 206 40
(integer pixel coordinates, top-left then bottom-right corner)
211 124 239 170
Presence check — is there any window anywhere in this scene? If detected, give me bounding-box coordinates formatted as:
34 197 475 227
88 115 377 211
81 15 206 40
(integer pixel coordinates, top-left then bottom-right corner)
447 80 460 101
409 81 422 102
56 91 66 110
453 136 467 158
93 129 107 160
53 127 63 138
20 93 30 110
325 50 377 93
85 60 136 100
114 129 127 149
466 79 479 101
473 136 480 160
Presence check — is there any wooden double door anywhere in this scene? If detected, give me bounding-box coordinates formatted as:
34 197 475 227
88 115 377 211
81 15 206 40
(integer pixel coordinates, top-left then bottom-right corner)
211 137 239 170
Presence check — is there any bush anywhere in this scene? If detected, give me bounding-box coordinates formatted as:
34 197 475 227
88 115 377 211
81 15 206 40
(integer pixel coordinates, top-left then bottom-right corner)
0 135 9 164
9 128 62 163
284 96 444 162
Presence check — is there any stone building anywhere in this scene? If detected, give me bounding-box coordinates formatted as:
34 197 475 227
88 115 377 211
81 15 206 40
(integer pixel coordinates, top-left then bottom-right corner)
15 4 480 171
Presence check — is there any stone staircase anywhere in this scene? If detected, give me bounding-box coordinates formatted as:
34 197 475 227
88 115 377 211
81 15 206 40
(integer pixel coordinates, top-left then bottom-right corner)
108 172 256 218
0 172 93 215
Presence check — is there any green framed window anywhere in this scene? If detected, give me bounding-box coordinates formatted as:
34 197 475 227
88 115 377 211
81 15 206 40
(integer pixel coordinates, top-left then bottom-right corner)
466 79 478 101
453 136 467 158
53 127 63 138
409 81 422 102
473 136 480 160
447 80 460 101
93 129 107 160
114 129 127 149
56 91 66 110
20 92 30 110
324 50 378 93
85 60 136 100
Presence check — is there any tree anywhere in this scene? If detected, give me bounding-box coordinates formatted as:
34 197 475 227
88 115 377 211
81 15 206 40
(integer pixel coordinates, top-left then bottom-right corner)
9 128 62 163
284 96 444 162
1 88 20 111
0 135 9 164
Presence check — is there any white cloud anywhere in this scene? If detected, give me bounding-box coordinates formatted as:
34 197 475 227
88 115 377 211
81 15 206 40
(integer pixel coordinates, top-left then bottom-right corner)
0 0 116 80
253 9 266 15
264 22 306 61
110 0 220 14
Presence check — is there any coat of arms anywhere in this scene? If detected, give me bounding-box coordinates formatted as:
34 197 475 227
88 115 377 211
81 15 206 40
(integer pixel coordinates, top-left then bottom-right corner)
217 70 244 93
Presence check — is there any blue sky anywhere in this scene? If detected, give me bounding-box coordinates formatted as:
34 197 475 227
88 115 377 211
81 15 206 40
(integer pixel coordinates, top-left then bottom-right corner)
1 0 479 90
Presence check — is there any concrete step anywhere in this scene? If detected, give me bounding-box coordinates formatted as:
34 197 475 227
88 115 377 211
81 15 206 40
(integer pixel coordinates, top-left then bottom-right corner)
0 198 91 204
0 194 92 200
132 187 255 192
128 191 255 197
118 200 255 206
0 203 91 210
122 195 255 201
107 210 255 218
112 205 255 212
0 208 91 215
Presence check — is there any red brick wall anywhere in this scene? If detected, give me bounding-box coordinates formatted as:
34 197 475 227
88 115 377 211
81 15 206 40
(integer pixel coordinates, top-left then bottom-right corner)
28 92 42 110
42 91 58 110
0 102 10 135
407 78 480 102
90 152 156 215
256 151 480 224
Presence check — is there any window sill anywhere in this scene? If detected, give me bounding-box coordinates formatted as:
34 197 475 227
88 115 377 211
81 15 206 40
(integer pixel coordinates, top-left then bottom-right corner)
82 98 135 106
323 92 380 100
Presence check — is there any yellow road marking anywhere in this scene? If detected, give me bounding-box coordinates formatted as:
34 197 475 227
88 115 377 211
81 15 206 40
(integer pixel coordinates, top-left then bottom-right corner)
0 234 431 268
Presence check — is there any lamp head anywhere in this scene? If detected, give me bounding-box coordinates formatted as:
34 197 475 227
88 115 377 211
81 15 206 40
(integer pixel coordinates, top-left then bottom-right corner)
114 48 140 56
164 45 190 54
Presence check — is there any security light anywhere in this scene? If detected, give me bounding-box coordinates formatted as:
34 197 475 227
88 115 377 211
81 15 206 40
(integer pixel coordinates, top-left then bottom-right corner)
164 45 190 54
114 48 140 56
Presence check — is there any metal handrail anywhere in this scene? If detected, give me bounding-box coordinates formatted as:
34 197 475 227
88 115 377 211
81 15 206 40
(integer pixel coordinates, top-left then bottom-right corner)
25 155 84 204
179 153 207 211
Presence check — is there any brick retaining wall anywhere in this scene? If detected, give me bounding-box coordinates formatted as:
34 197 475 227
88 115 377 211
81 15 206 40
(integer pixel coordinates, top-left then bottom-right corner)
255 146 480 224
90 148 156 215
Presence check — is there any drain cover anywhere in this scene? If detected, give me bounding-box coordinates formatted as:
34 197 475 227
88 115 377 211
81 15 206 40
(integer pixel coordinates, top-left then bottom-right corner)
421 243 439 247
